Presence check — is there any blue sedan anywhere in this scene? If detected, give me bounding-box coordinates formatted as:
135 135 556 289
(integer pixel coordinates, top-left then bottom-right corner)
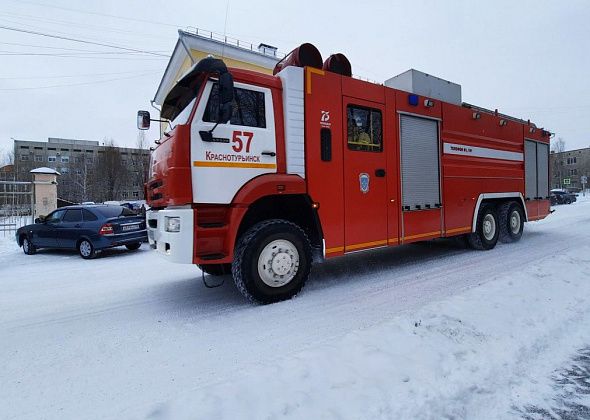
16 205 147 259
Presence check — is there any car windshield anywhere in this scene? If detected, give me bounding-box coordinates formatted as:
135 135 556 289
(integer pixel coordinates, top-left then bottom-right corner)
95 206 137 218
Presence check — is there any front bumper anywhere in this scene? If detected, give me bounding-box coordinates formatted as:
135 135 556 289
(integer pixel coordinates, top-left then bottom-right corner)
146 208 194 264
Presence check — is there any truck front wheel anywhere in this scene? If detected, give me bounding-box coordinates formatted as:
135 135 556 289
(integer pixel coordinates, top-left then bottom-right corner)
232 219 312 304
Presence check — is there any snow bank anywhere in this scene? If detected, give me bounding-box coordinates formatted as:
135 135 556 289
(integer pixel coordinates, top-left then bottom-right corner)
155 246 590 420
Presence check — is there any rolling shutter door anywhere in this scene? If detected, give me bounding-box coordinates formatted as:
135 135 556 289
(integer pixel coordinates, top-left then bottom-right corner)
536 142 549 199
400 115 440 209
524 140 538 200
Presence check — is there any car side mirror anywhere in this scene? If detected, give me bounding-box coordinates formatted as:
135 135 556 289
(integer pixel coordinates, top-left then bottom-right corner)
37 215 46 223
137 110 151 130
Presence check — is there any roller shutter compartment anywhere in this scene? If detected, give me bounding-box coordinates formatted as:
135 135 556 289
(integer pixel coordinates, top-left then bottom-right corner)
400 115 440 210
524 140 538 200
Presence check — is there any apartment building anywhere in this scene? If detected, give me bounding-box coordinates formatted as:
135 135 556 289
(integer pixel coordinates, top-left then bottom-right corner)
550 147 590 190
13 137 150 203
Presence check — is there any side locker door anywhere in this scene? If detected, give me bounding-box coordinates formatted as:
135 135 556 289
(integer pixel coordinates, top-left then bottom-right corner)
342 98 388 252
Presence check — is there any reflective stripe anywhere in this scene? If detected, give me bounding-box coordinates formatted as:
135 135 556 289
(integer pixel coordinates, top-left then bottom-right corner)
193 161 277 169
444 142 523 161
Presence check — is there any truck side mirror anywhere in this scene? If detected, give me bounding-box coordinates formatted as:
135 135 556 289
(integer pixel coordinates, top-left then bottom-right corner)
217 72 234 124
137 110 151 130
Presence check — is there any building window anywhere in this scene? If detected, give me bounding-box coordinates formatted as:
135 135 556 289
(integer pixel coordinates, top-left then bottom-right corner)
20 154 29 161
20 146 29 149
132 180 139 187
61 156 69 163
86 157 93 164
61 167 69 174
48 156 56 162
347 105 383 152
203 83 266 128
122 191 129 198
132 191 139 198
35 155 43 162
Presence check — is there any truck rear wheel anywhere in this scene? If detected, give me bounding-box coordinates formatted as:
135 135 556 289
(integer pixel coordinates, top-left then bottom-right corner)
232 219 312 304
498 201 524 243
467 204 499 250
198 264 231 276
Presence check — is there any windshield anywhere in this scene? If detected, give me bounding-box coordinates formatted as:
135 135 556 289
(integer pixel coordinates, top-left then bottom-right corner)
167 97 196 132
160 73 204 121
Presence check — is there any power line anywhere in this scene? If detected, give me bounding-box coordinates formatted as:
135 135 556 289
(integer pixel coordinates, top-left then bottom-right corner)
6 0 180 28
0 41 167 54
0 69 162 80
0 72 160 91
0 24 170 57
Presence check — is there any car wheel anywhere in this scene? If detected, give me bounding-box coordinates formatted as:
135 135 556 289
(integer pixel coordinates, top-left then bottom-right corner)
22 237 37 255
78 239 96 259
125 242 141 251
467 204 499 250
498 201 524 243
198 264 231 276
565 198 571 204
232 219 312 304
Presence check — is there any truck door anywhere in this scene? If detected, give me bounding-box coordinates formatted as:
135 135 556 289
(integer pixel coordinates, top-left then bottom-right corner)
190 80 277 204
342 98 388 252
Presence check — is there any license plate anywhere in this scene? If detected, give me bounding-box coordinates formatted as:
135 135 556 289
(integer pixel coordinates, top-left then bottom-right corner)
122 224 140 232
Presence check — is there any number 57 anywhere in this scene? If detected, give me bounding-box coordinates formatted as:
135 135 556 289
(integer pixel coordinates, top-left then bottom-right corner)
232 131 254 153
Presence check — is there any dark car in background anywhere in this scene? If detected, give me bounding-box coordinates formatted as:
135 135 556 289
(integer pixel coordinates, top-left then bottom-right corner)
15 205 147 259
550 189 577 205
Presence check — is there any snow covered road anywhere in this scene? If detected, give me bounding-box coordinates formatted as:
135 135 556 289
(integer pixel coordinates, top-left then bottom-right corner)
1 199 590 419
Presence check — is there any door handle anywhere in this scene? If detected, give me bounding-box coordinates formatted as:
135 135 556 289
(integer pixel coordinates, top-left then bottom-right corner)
261 151 276 157
75 224 81 228
375 169 386 177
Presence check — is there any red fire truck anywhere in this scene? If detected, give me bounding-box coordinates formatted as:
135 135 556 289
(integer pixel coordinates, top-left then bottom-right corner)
138 43 551 304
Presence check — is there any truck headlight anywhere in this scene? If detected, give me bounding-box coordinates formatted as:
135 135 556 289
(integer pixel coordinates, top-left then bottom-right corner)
165 216 181 232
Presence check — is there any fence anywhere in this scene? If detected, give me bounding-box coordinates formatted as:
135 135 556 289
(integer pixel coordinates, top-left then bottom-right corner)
0 181 34 237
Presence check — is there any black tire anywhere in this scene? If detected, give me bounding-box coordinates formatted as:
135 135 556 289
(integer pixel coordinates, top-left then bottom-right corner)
232 219 312 304
565 198 571 204
78 239 96 259
125 242 141 251
498 201 524 243
198 264 231 276
467 204 499 250
22 237 37 255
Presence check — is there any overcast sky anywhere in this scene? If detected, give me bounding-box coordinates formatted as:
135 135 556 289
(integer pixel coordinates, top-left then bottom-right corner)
1 0 589 160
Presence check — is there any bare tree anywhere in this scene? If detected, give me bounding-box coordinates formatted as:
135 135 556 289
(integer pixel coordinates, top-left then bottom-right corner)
551 137 566 153
130 130 150 199
551 137 566 189
95 138 126 201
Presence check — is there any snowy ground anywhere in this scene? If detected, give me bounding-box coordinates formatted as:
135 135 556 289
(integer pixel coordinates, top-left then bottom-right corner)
1 200 590 419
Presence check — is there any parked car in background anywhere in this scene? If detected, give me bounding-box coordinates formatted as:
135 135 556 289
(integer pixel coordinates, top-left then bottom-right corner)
15 205 147 259
550 189 577 205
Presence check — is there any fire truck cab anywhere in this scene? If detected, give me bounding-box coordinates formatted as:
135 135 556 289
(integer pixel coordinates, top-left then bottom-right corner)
139 43 551 304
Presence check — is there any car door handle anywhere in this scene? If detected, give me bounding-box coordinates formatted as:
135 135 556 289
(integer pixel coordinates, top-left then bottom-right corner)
75 224 81 228
375 169 386 177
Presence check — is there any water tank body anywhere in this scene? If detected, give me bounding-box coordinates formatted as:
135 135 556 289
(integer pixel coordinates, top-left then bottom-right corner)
273 43 323 75
322 53 352 77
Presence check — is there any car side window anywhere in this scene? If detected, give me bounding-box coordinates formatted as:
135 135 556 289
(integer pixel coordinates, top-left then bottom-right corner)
63 209 83 223
46 209 66 223
82 209 98 221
